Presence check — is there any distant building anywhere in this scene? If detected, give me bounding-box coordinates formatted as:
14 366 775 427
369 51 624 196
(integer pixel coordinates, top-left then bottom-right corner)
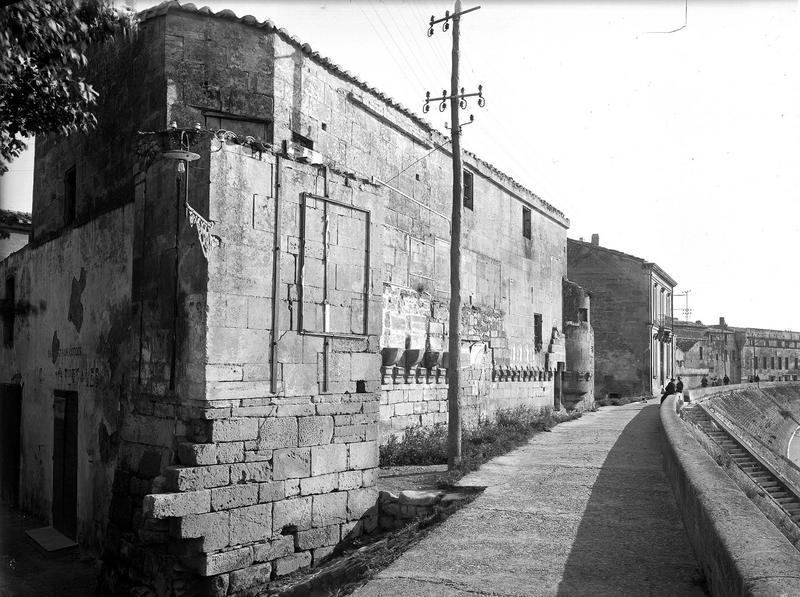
0 210 31 260
561 278 594 409
567 235 677 398
674 316 800 387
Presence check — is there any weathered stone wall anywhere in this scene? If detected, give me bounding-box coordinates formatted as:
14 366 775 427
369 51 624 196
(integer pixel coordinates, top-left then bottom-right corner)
0 205 134 550
562 279 594 409
567 241 650 398
31 18 167 242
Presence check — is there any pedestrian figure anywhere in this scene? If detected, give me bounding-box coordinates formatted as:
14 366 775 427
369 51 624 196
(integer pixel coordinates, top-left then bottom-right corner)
701 375 708 388
661 378 676 404
723 375 730 385
676 376 684 394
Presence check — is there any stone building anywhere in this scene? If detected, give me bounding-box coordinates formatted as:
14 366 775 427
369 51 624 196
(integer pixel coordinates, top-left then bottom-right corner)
561 279 594 409
0 3 581 594
0 209 31 261
567 235 677 398
674 316 800 387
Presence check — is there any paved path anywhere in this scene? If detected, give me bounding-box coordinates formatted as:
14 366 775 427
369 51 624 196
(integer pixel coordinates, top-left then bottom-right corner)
0 504 99 597
354 401 707 596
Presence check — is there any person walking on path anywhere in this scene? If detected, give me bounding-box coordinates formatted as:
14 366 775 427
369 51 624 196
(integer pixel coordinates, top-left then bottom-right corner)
675 376 684 401
661 378 676 404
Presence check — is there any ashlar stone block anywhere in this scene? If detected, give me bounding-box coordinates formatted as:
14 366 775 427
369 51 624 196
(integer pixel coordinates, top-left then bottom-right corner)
230 461 271 484
273 496 313 534
296 524 340 550
199 546 253 576
300 473 338 496
348 487 379 521
310 444 347 476
258 417 298 450
253 535 294 563
209 418 259 442
211 484 259 511
273 447 311 480
298 416 334 446
273 551 312 577
229 504 272 546
144 490 211 519
312 491 348 527
348 441 379 470
229 562 272 594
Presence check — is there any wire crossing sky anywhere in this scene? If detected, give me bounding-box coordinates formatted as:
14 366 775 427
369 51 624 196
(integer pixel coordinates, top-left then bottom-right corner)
4 0 799 331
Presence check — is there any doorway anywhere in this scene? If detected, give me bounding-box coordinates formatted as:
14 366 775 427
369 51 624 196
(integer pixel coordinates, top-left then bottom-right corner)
0 384 22 506
53 391 78 539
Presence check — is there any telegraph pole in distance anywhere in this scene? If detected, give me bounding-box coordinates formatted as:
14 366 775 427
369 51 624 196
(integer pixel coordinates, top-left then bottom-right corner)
424 1 483 470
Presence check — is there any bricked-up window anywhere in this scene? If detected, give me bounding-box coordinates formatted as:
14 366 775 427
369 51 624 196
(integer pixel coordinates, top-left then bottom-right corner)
763 356 767 369
778 356 782 369
299 193 370 337
204 113 273 142
3 276 14 347
754 356 758 370
463 170 474 210
64 167 76 226
522 206 532 239
771 357 775 369
534 313 543 351
796 357 798 369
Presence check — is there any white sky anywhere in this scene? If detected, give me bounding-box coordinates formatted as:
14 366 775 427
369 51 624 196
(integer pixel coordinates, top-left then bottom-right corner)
3 0 799 331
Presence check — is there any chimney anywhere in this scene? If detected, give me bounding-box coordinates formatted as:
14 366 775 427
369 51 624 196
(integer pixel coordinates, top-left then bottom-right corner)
591 233 599 246
579 237 584 242
719 317 727 327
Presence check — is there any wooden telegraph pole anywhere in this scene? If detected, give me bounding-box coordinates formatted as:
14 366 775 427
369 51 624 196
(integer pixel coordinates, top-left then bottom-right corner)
424 2 484 470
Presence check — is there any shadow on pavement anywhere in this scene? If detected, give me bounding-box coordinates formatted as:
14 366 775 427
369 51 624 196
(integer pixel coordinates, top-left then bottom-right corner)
0 504 99 597
556 404 708 597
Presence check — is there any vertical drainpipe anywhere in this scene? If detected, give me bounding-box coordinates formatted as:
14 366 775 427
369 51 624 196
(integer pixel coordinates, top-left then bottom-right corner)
270 154 282 395
321 166 330 392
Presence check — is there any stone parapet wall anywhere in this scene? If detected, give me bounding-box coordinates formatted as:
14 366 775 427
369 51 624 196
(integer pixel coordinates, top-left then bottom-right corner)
379 380 553 443
660 395 800 596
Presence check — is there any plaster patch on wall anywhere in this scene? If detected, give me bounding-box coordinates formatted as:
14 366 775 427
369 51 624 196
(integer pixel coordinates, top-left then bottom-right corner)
51 330 60 364
68 268 87 332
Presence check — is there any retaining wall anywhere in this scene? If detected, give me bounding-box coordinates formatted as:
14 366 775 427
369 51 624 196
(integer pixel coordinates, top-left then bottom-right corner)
660 394 800 596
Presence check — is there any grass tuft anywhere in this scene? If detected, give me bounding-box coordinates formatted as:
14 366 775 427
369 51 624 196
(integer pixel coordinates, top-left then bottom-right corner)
379 406 583 482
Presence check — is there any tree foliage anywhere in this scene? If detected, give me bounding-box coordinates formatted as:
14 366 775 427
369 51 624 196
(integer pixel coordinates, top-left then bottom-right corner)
0 0 134 173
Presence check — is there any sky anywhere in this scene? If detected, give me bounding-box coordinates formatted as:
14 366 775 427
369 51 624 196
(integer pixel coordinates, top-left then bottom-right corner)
2 0 799 331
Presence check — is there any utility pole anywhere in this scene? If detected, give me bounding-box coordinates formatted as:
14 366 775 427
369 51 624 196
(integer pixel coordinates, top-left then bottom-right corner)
424 2 483 470
675 290 692 322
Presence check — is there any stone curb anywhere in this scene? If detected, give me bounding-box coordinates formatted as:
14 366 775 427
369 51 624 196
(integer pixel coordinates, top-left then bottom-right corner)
660 395 800 596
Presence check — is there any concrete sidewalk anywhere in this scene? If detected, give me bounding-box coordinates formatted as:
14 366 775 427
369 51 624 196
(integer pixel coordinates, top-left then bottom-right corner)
353 401 706 597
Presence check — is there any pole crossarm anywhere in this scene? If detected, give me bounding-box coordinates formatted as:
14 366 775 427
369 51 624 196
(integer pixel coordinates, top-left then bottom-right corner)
424 85 485 113
428 5 481 36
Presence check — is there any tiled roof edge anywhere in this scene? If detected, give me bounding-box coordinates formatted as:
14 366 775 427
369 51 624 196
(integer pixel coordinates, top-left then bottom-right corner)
137 1 568 224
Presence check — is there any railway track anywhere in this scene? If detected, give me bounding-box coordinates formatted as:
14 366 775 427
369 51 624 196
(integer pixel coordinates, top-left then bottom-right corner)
683 406 800 527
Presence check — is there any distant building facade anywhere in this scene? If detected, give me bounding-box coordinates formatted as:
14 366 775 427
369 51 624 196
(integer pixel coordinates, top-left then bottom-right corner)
0 209 31 260
0 3 585 595
567 235 677 398
674 316 800 387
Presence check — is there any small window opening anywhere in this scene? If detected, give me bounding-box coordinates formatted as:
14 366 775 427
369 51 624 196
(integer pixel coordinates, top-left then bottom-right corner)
578 308 588 322
291 131 314 150
204 113 273 142
522 206 531 239
699 347 703 360
534 313 543 352
771 356 775 369
321 122 328 131
356 380 367 393
463 170 474 211
64 167 76 226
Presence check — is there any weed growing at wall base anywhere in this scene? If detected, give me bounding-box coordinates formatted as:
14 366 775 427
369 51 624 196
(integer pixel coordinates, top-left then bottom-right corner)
380 406 583 479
